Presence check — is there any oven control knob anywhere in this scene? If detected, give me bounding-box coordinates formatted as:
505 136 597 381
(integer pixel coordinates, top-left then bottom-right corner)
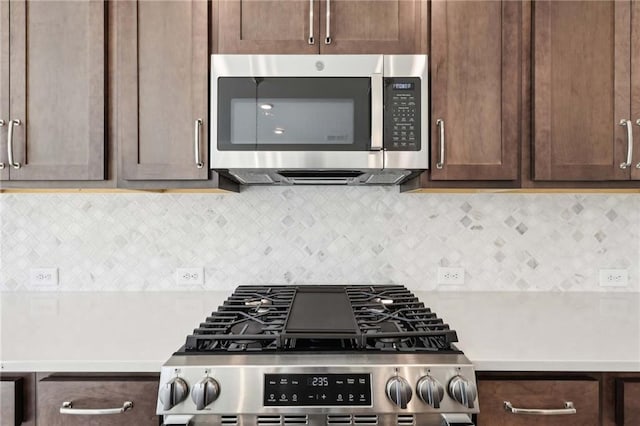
448 375 477 409
386 376 412 409
159 377 189 411
191 377 220 410
417 375 444 408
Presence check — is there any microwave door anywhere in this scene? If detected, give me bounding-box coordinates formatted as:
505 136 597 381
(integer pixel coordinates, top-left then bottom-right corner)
217 77 259 153
253 77 382 170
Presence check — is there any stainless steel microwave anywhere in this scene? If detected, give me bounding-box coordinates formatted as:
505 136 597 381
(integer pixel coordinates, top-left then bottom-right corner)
210 54 428 185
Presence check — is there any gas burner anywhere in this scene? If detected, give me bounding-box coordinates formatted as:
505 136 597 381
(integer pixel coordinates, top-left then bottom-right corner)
180 285 458 354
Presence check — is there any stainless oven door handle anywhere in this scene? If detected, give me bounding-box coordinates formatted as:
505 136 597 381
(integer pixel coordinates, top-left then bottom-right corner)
60 400 133 415
370 73 383 151
504 400 577 415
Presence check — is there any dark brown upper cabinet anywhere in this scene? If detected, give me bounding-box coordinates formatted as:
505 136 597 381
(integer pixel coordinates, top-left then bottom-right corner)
116 0 209 181
533 0 639 181
428 0 521 181
214 0 427 54
0 0 104 182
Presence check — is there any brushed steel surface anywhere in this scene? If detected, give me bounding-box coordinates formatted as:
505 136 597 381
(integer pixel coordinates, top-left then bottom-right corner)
210 54 429 182
157 353 478 417
194 119 204 169
619 119 633 169
60 400 133 416
503 401 576 416
7 119 21 169
163 413 471 425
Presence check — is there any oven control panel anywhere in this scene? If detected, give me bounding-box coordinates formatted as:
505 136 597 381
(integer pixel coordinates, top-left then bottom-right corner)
384 77 421 151
264 374 372 406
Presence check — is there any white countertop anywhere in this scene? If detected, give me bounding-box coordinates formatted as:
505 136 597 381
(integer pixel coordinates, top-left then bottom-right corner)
1 291 638 373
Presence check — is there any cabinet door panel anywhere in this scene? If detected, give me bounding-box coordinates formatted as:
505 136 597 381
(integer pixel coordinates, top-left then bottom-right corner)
118 0 209 180
216 0 319 53
430 0 519 180
0 0 8 180
36 376 159 426
477 379 599 426
533 0 631 181
617 379 640 426
319 0 424 54
632 0 640 180
8 0 104 180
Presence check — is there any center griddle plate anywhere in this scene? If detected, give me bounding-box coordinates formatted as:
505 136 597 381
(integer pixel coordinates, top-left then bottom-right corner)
283 286 359 335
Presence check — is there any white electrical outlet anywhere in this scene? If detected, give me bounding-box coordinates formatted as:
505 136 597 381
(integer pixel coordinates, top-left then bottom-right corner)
176 267 204 286
437 267 465 285
599 269 628 287
29 268 58 288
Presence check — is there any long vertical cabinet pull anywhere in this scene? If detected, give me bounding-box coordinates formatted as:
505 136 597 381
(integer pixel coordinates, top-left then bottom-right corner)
7 119 21 169
435 119 445 169
636 119 640 168
619 119 633 169
194 119 204 168
0 120 5 169
308 0 315 44
324 0 332 44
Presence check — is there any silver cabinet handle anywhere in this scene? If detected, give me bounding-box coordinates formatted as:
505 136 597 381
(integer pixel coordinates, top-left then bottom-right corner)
436 119 445 169
7 119 21 169
504 401 576 416
194 119 204 169
308 0 315 44
636 119 640 169
324 0 331 44
0 119 5 169
60 400 133 415
619 119 633 169
370 73 383 150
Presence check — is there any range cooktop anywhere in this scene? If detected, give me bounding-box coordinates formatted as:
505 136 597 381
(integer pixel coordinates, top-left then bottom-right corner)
179 285 459 354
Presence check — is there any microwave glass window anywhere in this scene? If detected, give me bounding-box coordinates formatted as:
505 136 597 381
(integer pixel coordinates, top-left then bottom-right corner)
217 77 371 151
229 99 354 145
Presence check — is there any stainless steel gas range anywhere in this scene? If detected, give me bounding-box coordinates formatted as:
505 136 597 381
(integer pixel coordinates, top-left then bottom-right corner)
158 285 478 426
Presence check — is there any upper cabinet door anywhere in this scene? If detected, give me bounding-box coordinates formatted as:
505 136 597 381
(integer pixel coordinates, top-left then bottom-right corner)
429 0 520 180
632 0 640 181
318 0 426 54
117 0 209 180
8 0 104 180
533 0 631 181
215 0 320 53
0 0 8 180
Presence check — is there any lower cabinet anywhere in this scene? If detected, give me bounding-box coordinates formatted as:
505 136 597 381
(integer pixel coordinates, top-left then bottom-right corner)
36 375 159 426
616 378 640 426
476 376 600 426
0 374 35 426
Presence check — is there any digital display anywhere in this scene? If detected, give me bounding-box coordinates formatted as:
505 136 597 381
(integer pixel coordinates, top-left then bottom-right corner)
264 374 371 406
392 82 414 90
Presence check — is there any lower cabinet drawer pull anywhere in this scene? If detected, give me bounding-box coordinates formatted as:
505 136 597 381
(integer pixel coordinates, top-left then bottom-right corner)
60 400 133 415
503 401 576 415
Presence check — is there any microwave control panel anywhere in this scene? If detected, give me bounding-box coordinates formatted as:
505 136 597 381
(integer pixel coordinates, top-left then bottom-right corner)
384 77 421 151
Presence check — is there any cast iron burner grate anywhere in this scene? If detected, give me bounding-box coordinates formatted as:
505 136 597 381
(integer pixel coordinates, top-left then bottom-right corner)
181 285 458 354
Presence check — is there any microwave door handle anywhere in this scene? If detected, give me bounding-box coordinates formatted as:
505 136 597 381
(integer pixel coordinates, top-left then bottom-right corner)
371 73 383 151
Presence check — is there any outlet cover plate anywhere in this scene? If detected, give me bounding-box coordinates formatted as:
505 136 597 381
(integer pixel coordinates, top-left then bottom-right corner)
599 269 628 287
437 267 465 285
29 268 58 288
176 267 204 286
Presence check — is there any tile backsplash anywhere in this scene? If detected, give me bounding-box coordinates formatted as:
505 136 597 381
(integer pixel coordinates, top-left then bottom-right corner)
1 187 638 292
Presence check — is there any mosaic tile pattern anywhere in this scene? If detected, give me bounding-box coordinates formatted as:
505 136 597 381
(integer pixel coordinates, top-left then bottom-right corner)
1 188 638 292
